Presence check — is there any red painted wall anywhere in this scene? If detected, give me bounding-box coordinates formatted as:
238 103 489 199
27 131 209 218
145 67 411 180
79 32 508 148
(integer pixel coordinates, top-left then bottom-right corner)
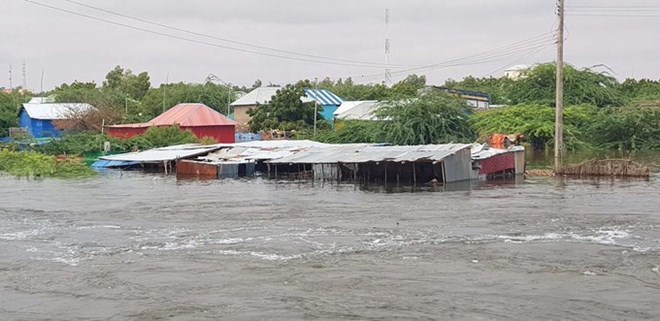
479 153 515 175
107 127 147 139
183 125 235 143
108 125 235 143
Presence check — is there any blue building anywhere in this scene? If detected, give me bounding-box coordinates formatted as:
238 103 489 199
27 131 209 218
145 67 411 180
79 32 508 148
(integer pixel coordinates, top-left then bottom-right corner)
19 103 95 138
304 89 344 121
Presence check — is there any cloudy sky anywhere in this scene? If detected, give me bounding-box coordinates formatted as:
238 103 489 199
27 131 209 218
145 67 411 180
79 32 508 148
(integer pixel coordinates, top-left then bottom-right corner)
1 0 659 91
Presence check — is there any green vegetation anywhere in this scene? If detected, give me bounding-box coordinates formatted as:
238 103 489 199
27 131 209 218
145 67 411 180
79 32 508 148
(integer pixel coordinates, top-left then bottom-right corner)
446 63 624 107
314 92 475 145
37 126 199 156
0 149 95 178
472 104 597 151
247 84 327 132
587 107 660 151
139 82 235 120
0 90 30 136
377 93 475 145
2 62 659 159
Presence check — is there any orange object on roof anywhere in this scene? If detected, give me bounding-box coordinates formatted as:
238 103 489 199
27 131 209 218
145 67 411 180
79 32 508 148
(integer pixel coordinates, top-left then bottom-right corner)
490 134 508 149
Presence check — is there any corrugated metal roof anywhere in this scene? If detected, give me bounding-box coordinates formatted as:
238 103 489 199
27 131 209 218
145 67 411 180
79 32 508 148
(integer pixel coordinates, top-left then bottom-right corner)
305 89 344 106
22 103 95 120
230 87 283 106
108 103 235 128
230 87 344 107
234 139 328 149
100 144 224 163
471 144 524 160
268 144 470 164
91 160 141 168
334 100 380 120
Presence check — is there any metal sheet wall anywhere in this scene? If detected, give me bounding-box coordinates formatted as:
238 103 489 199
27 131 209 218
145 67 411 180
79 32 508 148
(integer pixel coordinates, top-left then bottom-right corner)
442 148 472 183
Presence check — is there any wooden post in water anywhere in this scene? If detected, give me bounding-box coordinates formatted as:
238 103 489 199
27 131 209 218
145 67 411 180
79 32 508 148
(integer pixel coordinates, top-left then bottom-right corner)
412 162 417 187
554 0 565 172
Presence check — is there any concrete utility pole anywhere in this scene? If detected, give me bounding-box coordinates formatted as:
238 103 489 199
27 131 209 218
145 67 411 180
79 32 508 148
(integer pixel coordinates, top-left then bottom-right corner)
554 0 565 172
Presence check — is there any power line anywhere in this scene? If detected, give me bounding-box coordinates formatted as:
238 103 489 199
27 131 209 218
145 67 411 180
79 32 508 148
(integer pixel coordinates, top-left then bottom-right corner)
353 33 556 81
567 13 660 17
485 43 554 77
23 0 408 69
566 5 660 9
61 0 417 68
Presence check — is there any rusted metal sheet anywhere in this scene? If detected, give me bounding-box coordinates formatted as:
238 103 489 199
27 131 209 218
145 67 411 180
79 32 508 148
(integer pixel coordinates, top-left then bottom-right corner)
176 160 218 179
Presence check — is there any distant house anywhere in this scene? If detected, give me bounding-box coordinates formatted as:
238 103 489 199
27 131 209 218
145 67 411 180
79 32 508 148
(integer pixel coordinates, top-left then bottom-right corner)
503 64 529 80
107 103 236 143
229 87 344 131
424 86 491 109
28 96 56 104
230 87 282 130
304 89 344 121
334 100 381 121
19 103 95 138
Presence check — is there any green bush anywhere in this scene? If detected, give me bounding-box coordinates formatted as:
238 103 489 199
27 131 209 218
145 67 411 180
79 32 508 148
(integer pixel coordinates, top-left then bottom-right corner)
36 126 200 156
376 93 476 145
0 150 94 178
586 107 660 151
471 104 598 150
314 120 385 144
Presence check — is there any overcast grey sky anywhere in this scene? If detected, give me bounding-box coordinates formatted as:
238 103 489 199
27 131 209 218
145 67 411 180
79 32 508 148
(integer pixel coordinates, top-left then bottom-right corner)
1 0 659 91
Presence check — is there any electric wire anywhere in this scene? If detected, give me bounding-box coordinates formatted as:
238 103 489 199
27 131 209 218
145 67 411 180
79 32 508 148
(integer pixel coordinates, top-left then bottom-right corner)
60 0 417 68
22 0 402 68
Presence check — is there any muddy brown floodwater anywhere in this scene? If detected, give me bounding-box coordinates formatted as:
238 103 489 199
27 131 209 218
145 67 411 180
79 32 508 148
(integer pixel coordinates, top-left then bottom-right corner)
0 172 659 320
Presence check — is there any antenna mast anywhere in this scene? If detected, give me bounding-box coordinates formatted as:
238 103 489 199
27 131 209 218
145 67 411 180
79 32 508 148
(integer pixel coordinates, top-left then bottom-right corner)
384 9 391 85
21 59 27 89
8 64 13 90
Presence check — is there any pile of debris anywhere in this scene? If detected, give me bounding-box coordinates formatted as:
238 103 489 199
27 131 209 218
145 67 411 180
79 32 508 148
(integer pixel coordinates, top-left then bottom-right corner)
559 159 651 178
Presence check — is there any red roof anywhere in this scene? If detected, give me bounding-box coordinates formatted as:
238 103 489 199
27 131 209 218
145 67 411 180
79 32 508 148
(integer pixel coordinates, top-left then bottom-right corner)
109 103 235 128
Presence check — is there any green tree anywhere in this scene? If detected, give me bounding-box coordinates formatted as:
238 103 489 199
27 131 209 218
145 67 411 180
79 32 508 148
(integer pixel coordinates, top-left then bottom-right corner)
0 91 31 136
103 65 151 100
139 82 235 119
508 63 624 107
444 76 513 104
391 74 427 97
471 104 598 150
248 84 323 132
586 106 660 151
376 92 475 145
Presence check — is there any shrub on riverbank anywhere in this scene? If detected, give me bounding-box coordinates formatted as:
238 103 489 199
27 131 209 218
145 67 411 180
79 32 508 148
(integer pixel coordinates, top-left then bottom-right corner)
36 126 199 156
0 150 95 178
587 106 660 151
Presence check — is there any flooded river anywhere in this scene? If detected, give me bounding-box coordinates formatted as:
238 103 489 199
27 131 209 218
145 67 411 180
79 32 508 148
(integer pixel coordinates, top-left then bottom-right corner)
1 172 659 320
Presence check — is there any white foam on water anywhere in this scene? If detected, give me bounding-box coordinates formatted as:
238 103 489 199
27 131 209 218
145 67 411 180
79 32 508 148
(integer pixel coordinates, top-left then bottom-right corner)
215 249 301 261
159 239 199 251
484 228 656 252
211 237 248 245
0 229 42 240
76 225 121 230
